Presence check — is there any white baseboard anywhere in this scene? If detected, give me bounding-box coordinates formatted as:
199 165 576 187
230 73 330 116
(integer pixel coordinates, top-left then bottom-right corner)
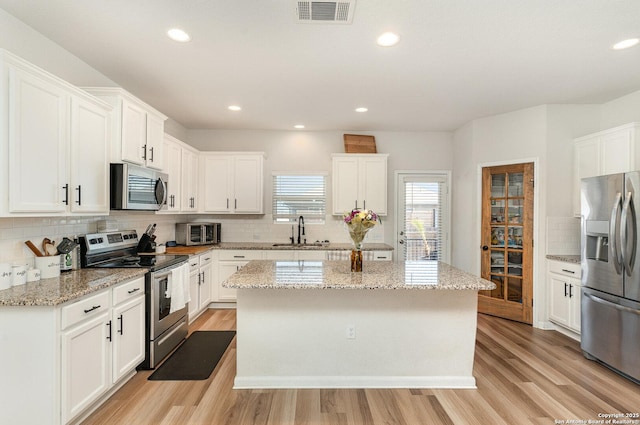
233 375 477 389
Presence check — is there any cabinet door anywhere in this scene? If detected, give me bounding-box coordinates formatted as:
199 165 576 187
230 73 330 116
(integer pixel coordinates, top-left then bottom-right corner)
201 155 232 212
548 274 570 327
188 269 200 320
8 67 69 213
112 296 145 383
121 99 146 165
163 137 182 211
199 261 213 311
601 129 633 175
61 311 111 424
217 261 246 301
145 113 164 170
568 282 582 332
332 156 359 214
70 96 110 214
359 156 387 214
234 155 263 213
264 250 297 260
181 149 199 211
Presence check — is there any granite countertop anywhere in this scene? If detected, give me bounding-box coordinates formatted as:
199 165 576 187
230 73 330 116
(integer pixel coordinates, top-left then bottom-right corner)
0 268 148 307
223 260 496 291
546 255 581 264
168 242 393 253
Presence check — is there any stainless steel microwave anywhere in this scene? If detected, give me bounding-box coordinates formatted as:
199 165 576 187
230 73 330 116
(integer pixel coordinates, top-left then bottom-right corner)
175 223 221 246
110 163 168 211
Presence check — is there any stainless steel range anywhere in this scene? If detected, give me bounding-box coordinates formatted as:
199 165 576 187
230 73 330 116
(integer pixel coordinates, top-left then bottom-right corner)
80 230 190 369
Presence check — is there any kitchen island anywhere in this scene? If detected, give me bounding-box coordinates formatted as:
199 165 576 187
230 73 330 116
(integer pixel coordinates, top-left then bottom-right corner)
223 260 495 389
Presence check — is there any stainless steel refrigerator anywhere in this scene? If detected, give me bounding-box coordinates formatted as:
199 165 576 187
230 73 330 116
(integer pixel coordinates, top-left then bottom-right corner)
581 172 640 383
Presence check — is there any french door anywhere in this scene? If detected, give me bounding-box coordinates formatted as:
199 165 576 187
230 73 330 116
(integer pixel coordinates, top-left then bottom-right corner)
396 173 450 262
479 163 534 324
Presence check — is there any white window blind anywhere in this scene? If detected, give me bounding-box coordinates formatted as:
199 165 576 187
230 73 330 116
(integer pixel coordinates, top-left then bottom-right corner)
402 176 446 261
273 174 326 224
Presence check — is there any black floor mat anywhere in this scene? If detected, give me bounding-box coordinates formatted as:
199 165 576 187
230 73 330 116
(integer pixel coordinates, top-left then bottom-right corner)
148 330 236 381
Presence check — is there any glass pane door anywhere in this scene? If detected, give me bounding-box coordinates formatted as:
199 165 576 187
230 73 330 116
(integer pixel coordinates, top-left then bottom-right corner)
479 163 534 324
397 173 449 262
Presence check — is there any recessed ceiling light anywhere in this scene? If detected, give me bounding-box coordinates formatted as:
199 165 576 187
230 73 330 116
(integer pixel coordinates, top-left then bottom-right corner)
612 38 639 50
294 124 305 129
355 107 368 113
167 28 191 42
377 32 400 47
228 105 242 111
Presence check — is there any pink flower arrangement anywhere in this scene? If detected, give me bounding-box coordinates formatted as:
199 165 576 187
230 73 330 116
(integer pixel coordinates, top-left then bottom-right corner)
343 209 380 250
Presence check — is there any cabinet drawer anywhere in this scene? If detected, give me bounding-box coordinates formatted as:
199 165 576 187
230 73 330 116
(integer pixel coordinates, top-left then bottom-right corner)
371 251 393 261
218 250 263 261
61 290 110 330
113 276 145 306
188 255 201 272
199 251 214 265
297 250 326 261
548 260 581 278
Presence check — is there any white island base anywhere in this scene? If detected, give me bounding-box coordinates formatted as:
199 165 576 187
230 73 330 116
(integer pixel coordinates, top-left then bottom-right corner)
235 288 479 389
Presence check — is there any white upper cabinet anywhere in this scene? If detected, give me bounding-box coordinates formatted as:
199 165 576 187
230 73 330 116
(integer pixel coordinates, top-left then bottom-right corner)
573 123 640 217
69 95 111 214
332 153 388 215
0 50 112 216
83 87 167 170
181 146 199 212
163 134 183 212
7 65 69 214
200 152 265 214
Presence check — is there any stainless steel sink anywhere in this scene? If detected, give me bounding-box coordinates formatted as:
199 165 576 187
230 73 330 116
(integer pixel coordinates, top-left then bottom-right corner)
271 243 326 248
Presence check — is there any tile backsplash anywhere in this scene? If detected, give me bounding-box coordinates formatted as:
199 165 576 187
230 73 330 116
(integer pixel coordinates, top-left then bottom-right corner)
546 216 580 255
0 212 384 264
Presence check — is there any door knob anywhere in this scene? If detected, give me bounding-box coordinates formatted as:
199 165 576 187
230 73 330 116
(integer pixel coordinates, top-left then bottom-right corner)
399 240 404 244
482 245 489 251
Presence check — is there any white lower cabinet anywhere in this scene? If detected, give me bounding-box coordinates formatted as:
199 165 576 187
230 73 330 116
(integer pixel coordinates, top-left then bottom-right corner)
216 250 264 302
188 250 214 320
0 275 149 425
548 260 582 334
111 278 146 382
61 299 111 424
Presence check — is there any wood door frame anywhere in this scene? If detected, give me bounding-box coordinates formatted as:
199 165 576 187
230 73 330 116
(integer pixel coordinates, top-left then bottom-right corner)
476 158 541 326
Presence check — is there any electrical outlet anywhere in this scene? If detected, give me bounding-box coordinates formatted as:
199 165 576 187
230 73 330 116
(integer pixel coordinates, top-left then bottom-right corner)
346 325 356 340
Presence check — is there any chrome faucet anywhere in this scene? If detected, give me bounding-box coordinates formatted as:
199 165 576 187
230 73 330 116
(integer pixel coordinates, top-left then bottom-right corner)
297 216 305 245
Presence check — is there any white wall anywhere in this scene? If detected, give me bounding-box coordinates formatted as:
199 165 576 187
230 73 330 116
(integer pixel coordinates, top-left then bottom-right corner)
0 9 115 88
451 103 605 327
601 88 640 129
187 129 453 246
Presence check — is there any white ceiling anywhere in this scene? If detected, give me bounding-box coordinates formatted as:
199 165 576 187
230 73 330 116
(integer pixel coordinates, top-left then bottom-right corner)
1 0 639 132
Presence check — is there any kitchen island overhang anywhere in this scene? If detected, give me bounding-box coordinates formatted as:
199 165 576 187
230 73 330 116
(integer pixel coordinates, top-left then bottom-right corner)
223 260 495 389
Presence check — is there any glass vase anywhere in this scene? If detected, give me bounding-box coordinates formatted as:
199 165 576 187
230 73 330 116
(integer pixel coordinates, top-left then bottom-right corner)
350 249 363 272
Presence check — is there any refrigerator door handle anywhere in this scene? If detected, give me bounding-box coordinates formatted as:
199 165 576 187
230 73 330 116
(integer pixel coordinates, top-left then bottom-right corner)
621 190 637 275
584 291 640 317
610 192 623 274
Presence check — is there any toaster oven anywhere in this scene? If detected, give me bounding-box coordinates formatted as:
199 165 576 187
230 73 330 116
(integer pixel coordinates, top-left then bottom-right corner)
175 223 221 246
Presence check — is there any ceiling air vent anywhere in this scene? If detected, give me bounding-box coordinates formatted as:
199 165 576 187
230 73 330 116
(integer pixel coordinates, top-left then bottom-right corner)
296 1 356 24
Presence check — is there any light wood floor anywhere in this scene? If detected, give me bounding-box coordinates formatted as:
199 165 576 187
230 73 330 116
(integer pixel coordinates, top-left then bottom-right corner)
82 310 640 425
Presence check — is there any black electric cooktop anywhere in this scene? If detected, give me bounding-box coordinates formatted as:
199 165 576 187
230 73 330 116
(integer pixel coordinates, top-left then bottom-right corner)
90 255 188 271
